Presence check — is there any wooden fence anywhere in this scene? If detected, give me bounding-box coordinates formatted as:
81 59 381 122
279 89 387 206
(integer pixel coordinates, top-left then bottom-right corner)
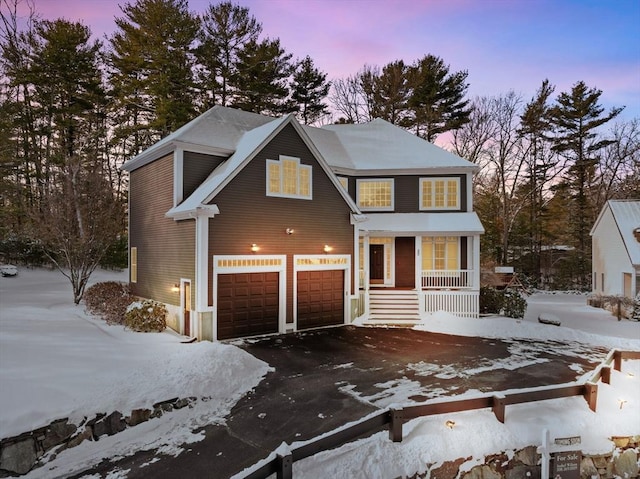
236 349 640 479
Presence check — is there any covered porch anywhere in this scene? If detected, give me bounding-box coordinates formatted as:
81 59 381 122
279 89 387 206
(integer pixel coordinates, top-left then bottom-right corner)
354 212 484 322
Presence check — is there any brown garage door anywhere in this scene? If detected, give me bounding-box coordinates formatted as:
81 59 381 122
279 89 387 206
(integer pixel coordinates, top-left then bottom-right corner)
297 270 344 330
217 272 279 340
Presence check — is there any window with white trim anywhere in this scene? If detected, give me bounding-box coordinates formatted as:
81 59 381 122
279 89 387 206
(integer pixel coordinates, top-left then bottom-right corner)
266 155 312 199
422 237 459 270
357 179 394 211
130 247 137 283
338 176 348 190
420 178 460 210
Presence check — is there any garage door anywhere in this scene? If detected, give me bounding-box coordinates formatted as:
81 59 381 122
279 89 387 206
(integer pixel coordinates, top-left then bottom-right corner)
297 270 344 330
217 272 279 340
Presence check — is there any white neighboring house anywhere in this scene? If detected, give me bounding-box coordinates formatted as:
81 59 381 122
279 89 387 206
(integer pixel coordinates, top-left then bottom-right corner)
590 199 640 298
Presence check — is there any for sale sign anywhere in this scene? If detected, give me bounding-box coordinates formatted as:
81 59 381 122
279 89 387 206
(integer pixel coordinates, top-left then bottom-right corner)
553 451 581 479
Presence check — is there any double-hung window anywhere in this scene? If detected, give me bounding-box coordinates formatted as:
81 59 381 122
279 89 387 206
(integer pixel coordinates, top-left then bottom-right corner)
422 237 459 270
266 155 312 199
420 178 460 210
356 179 394 211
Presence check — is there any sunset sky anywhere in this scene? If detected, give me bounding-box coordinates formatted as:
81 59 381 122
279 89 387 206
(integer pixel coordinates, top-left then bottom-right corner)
11 0 640 121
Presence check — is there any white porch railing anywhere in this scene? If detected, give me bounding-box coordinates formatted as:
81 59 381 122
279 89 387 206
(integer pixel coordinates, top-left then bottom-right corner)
421 269 474 289
421 290 479 318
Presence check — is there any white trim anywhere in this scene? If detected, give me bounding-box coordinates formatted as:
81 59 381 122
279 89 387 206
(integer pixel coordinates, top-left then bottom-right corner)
195 215 213 312
173 148 184 207
266 155 313 200
293 254 351 331
212 255 287 341
180 278 194 337
356 178 394 212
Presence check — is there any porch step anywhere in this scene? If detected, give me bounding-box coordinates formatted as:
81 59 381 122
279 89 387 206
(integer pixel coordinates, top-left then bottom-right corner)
363 289 421 325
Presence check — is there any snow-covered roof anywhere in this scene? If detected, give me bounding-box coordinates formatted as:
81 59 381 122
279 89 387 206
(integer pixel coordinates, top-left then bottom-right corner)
321 119 477 173
166 115 360 219
122 106 275 172
361 212 485 235
592 199 640 266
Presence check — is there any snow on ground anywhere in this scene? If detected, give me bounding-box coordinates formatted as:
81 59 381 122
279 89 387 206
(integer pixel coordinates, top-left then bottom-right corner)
1 268 639 479
0 267 272 478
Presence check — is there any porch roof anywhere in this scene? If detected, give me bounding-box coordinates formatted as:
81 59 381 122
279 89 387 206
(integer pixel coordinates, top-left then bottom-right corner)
361 212 485 235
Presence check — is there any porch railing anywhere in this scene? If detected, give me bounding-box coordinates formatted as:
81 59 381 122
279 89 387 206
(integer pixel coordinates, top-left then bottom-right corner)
422 290 479 318
421 269 473 289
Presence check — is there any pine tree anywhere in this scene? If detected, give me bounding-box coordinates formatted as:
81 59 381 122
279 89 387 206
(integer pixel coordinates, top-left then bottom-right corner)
231 37 294 115
361 60 409 125
548 81 623 289
407 54 472 142
290 55 330 124
108 0 199 149
196 1 262 109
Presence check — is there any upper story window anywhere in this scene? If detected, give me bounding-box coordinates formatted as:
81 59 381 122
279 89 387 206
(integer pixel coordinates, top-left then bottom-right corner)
338 176 349 190
357 179 394 211
420 178 460 210
266 155 312 200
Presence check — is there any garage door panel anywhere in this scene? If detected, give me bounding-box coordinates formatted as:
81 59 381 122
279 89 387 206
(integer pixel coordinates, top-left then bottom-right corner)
217 272 279 340
297 270 344 330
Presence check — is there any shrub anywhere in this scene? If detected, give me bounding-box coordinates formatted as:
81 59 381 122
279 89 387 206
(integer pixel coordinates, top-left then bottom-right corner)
632 294 640 322
125 300 167 332
502 288 527 319
84 281 133 324
479 286 503 314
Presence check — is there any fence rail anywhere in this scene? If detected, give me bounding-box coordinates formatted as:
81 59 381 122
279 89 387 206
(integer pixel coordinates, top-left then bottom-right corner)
422 290 479 318
421 269 474 289
236 349 639 479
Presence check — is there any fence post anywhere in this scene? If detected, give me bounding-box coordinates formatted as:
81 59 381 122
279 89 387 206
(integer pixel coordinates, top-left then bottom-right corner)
492 394 506 423
389 408 404 442
276 452 292 479
583 382 598 412
613 350 622 371
601 365 611 385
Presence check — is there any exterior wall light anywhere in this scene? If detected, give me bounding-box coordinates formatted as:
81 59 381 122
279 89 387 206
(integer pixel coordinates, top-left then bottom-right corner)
323 244 333 253
171 284 180 293
251 243 260 253
286 228 294 235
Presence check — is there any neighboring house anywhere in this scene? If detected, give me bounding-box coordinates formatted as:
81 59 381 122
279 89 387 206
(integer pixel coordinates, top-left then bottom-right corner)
122 107 484 341
590 199 640 298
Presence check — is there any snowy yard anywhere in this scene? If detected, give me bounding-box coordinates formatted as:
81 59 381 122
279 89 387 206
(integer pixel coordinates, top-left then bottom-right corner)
0 268 639 479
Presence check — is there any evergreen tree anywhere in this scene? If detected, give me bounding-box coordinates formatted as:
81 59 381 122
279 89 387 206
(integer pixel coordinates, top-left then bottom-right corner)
360 60 409 125
548 81 623 288
231 37 294 115
407 54 472 141
290 55 330 124
196 1 262 109
108 0 199 149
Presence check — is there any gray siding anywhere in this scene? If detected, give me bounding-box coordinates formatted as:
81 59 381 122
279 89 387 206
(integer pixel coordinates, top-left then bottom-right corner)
208 123 355 322
129 153 196 307
183 151 226 201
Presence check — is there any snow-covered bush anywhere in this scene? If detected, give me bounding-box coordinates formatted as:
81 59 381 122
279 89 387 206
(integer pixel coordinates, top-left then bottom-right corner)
84 281 133 324
125 300 167 332
502 288 527 319
479 286 503 314
632 294 640 322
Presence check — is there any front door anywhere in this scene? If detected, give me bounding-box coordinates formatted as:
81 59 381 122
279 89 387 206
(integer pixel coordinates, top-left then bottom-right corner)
395 237 415 288
183 281 191 336
370 244 385 284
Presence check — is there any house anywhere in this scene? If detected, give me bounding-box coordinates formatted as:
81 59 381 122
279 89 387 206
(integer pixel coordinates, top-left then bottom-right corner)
122 107 484 341
590 199 640 298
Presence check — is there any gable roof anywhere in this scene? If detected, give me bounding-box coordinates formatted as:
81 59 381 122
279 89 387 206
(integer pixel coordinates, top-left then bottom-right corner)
320 119 477 174
166 114 361 219
591 199 640 266
122 106 275 172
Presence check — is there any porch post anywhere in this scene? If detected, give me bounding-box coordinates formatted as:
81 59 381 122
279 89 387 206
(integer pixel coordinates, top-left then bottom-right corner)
472 235 480 289
415 236 422 291
363 235 370 316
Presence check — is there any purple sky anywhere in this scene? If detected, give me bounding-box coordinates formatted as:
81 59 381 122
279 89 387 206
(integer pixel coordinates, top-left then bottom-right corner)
14 0 640 121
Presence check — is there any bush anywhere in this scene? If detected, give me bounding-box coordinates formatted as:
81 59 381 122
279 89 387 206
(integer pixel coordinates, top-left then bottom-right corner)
84 281 133 324
632 294 640 322
125 300 167 332
502 288 527 319
479 286 503 314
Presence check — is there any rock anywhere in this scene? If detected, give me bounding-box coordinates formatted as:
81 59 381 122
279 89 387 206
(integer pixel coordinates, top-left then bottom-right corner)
93 411 126 439
127 408 152 426
66 426 93 449
512 446 540 467
505 465 540 479
613 449 639 479
431 457 468 479
42 419 77 451
580 457 598 479
462 464 502 479
0 437 37 475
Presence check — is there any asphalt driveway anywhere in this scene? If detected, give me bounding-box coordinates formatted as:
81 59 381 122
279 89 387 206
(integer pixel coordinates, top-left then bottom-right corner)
72 326 609 479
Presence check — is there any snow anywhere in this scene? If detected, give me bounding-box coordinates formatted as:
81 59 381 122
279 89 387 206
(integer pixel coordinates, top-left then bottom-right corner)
1 268 639 479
